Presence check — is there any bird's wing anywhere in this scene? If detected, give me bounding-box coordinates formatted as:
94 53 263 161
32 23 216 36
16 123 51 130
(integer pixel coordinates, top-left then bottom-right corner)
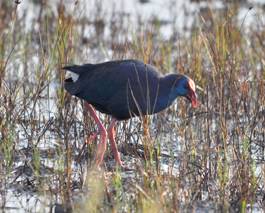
76 61 134 103
67 60 161 117
103 62 161 118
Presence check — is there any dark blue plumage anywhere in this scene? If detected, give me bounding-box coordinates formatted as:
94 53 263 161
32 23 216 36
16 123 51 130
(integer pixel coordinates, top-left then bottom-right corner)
64 59 197 120
63 59 198 166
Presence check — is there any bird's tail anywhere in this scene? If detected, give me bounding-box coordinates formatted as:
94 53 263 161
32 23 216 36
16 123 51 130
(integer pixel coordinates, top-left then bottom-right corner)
63 64 94 74
63 66 82 95
63 64 94 95
64 78 80 95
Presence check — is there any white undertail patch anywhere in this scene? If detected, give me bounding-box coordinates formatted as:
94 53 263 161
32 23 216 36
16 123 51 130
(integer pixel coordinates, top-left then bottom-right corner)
66 71 79 82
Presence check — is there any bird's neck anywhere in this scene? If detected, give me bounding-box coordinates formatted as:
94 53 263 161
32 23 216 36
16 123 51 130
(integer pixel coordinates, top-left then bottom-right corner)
155 74 180 112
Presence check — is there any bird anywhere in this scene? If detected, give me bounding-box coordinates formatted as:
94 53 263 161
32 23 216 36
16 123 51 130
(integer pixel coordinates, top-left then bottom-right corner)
63 59 198 167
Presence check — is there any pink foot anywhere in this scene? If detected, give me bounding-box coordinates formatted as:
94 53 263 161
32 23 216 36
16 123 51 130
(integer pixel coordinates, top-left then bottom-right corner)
94 128 107 167
86 132 97 144
108 119 125 167
85 102 107 167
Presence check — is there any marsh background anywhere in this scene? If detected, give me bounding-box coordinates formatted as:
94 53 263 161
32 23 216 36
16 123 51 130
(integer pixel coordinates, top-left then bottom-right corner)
0 0 264 212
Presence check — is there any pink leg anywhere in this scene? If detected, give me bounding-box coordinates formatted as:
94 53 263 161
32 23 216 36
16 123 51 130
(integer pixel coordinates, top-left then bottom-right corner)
85 102 107 166
107 118 123 166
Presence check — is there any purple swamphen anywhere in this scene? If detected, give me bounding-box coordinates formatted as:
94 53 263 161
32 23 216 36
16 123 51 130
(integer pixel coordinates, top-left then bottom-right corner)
63 59 198 166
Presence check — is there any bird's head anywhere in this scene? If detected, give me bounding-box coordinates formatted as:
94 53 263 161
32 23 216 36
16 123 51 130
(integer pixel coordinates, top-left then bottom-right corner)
175 75 198 108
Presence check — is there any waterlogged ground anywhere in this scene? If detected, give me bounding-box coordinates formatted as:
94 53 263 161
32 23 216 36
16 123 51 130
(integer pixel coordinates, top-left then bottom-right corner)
0 0 265 212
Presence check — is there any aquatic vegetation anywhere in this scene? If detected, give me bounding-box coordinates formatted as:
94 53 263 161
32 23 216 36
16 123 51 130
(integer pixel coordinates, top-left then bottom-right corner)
0 0 264 212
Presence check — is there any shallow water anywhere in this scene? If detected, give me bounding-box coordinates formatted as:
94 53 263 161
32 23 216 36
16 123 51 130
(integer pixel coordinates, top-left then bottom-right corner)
1 0 265 212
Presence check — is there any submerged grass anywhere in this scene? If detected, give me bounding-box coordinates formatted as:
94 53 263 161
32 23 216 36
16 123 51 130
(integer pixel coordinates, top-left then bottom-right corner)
0 0 264 212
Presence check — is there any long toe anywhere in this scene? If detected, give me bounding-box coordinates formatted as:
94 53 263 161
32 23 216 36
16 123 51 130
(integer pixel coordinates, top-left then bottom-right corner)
114 152 124 166
95 143 106 166
86 132 97 144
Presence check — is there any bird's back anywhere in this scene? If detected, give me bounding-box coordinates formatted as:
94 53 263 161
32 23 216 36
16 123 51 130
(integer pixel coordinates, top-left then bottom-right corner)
64 60 164 120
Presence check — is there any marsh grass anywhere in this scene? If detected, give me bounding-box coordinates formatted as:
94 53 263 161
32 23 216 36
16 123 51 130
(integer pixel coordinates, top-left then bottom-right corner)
0 0 264 212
